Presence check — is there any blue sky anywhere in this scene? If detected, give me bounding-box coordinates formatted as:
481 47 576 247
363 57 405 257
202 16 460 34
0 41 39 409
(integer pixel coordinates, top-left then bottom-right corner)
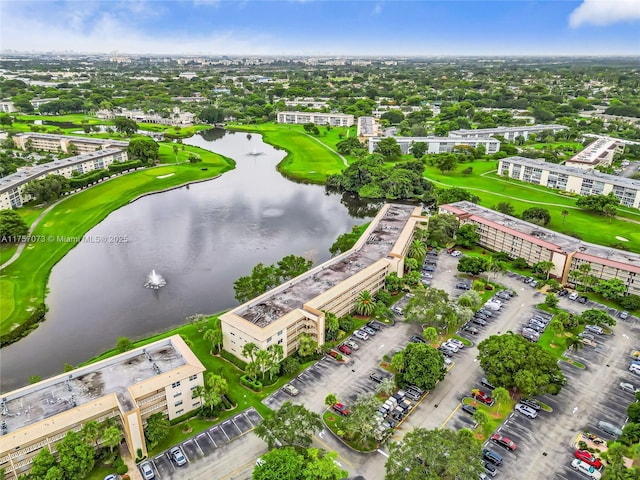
1 0 639 55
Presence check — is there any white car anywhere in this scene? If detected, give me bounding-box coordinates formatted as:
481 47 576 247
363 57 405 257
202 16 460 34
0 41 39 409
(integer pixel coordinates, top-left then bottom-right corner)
353 329 369 341
568 292 580 301
447 338 465 349
346 340 359 350
442 341 459 353
619 382 638 394
139 462 155 480
451 250 462 257
630 364 640 375
514 403 538 419
571 459 602 479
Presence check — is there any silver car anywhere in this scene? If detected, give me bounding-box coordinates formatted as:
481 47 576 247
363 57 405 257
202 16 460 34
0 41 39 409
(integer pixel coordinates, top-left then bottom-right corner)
139 462 155 480
353 329 369 341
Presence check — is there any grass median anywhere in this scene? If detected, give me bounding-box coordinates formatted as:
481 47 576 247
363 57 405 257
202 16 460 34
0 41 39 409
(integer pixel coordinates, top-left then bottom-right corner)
0 151 235 338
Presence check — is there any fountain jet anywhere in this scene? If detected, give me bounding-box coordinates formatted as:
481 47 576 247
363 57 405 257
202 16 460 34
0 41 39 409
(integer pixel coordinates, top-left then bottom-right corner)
144 269 166 289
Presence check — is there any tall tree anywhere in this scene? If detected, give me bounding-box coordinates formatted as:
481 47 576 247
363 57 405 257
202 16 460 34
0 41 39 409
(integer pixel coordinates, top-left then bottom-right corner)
0 210 29 242
254 402 322 450
144 413 171 449
521 207 551 226
127 137 159 164
533 260 555 280
395 342 445 391
492 387 510 416
457 256 488 276
81 420 101 447
113 116 138 135
56 431 95 480
374 137 402 161
341 392 382 444
203 326 223 355
101 425 122 453
425 213 459 246
408 239 426 260
29 448 58 480
385 427 484 479
456 224 480 248
355 290 377 316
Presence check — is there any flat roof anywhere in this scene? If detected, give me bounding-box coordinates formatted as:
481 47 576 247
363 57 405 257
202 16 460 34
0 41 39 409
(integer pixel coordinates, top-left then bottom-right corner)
449 124 568 135
370 136 498 143
0 149 125 194
237 204 418 327
569 137 622 165
442 201 640 274
15 132 129 147
1 337 187 435
278 111 354 118
500 156 640 190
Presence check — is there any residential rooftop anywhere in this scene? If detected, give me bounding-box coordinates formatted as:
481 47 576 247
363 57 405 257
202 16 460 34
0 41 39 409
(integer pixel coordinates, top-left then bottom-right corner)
1 339 186 435
237 204 417 327
445 201 640 273
569 137 622 165
0 149 125 194
501 156 640 190
449 124 568 136
13 132 129 148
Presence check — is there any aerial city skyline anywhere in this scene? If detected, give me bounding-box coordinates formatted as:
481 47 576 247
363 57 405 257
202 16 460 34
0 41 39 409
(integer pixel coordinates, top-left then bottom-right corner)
1 0 639 56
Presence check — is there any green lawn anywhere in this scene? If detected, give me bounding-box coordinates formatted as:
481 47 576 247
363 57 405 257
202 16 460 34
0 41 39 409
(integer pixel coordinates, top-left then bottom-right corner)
424 161 640 252
228 123 347 183
0 155 235 336
462 396 516 439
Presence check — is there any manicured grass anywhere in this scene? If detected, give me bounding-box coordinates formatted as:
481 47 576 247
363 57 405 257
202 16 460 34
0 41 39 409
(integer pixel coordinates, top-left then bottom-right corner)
462 397 516 439
228 123 346 183
452 334 473 347
85 465 113 480
0 244 18 265
0 155 235 335
157 142 225 164
322 410 378 452
423 161 640 253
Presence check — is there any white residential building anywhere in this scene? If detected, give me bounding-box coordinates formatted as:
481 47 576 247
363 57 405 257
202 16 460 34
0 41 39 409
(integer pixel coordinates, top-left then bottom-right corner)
368 136 501 155
276 111 355 127
357 116 381 138
498 156 640 209
566 137 625 169
449 124 568 141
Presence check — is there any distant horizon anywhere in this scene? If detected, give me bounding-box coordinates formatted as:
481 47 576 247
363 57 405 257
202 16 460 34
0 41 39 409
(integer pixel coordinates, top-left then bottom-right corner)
2 0 639 57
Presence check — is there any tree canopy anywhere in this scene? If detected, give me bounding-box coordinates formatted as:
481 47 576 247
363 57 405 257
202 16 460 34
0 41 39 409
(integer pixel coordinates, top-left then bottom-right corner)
127 137 160 163
394 342 445 391
425 213 459 246
385 427 484 480
0 209 29 242
521 207 551 226
254 402 323 450
456 223 479 248
576 192 620 214
457 255 488 276
477 333 565 397
252 447 347 480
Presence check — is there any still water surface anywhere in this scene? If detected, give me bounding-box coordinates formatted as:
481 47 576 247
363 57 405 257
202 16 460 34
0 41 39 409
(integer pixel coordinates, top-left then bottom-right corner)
0 129 379 392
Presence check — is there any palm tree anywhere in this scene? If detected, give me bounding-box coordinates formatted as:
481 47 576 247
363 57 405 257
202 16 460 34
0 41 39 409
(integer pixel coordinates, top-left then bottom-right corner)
101 425 122 454
568 269 583 291
561 210 569 224
492 387 510 416
203 327 222 355
377 377 396 396
408 239 426 260
473 408 489 433
81 420 101 447
536 261 555 280
355 290 376 317
566 336 585 353
404 257 419 272
549 318 564 344
324 393 337 409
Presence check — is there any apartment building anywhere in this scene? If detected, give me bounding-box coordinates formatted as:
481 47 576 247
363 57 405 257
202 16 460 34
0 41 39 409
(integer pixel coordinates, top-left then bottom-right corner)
276 111 355 127
0 335 205 480
96 107 196 126
0 149 128 209
357 116 381 139
368 136 501 155
13 133 128 154
439 201 640 296
283 98 330 109
498 157 640 209
449 124 568 141
565 137 625 169
220 204 426 363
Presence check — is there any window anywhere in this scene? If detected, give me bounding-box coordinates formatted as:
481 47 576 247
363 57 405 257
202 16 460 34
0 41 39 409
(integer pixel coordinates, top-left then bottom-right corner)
176 409 184 415
192 402 200 408
174 400 183 407
171 381 181 388
173 392 182 398
189 375 197 381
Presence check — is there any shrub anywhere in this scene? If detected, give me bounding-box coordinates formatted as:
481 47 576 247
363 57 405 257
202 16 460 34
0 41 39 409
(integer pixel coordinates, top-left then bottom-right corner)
220 349 247 369
114 458 124 468
240 375 263 391
280 356 301 375
116 465 129 475
512 257 528 269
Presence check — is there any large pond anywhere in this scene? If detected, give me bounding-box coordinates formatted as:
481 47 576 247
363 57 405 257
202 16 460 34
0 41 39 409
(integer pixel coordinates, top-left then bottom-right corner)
0 129 380 392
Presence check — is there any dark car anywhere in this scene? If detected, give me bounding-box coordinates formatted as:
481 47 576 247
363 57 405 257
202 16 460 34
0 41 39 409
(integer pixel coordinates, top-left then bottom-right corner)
456 282 471 290
439 345 455 357
558 289 569 297
478 309 494 317
410 335 427 344
481 377 496 390
482 448 503 466
461 404 477 415
483 461 498 477
519 398 541 410
370 372 384 383
367 321 382 331
474 312 489 320
471 317 487 326
578 296 588 304
462 324 479 334
423 266 435 272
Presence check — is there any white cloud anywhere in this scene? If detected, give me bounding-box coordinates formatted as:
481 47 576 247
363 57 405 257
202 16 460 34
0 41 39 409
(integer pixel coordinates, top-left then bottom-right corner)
569 0 640 27
372 2 383 15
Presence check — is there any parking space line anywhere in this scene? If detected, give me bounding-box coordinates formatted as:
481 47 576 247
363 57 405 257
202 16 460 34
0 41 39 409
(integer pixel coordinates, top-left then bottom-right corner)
244 411 255 427
206 430 217 447
439 403 461 430
193 437 205 455
220 423 231 440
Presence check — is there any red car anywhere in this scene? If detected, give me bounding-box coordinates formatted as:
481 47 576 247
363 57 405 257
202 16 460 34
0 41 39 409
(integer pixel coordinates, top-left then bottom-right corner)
338 344 352 355
332 403 350 416
575 450 603 469
472 390 495 406
491 434 517 451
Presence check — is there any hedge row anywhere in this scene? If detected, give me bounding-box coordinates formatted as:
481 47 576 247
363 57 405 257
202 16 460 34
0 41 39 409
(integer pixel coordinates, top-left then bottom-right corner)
240 375 262 392
0 304 47 347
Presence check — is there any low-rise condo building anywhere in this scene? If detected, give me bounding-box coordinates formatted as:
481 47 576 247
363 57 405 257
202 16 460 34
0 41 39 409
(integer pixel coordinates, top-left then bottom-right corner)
368 136 501 155
276 111 355 127
498 157 640 209
220 204 426 363
440 201 640 296
0 335 205 480
13 132 128 154
0 149 128 209
357 116 381 139
448 124 568 141
565 137 625 169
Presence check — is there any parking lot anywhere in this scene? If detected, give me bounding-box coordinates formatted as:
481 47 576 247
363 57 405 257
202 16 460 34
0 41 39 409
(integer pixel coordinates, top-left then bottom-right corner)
140 407 263 480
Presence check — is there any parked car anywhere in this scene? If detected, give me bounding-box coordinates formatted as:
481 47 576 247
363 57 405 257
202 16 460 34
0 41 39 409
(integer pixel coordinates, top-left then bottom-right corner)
569 292 580 301
471 317 487 326
104 475 120 480
478 309 494 317
483 461 498 477
410 335 427 344
367 321 382 331
574 450 603 469
558 288 569 296
338 344 352 355
474 312 489 320
369 372 384 383
423 266 436 272
447 338 465 349
619 311 629 319
442 341 459 353
571 459 602 479
482 448 503 466
578 332 595 341
353 330 369 341
461 404 477 415
332 403 350 416
455 282 471 290
345 340 359 350
629 363 640 375
282 383 299 396
597 421 622 437
578 295 588 303
451 250 462 257
619 382 639 394
472 390 494 406
529 280 538 288
490 433 517 451
480 377 496 390
462 324 479 334
362 326 377 336
139 462 155 480
585 325 604 335
439 345 456 356
515 403 538 418
519 398 541 410
256 457 266 467
170 446 187 466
